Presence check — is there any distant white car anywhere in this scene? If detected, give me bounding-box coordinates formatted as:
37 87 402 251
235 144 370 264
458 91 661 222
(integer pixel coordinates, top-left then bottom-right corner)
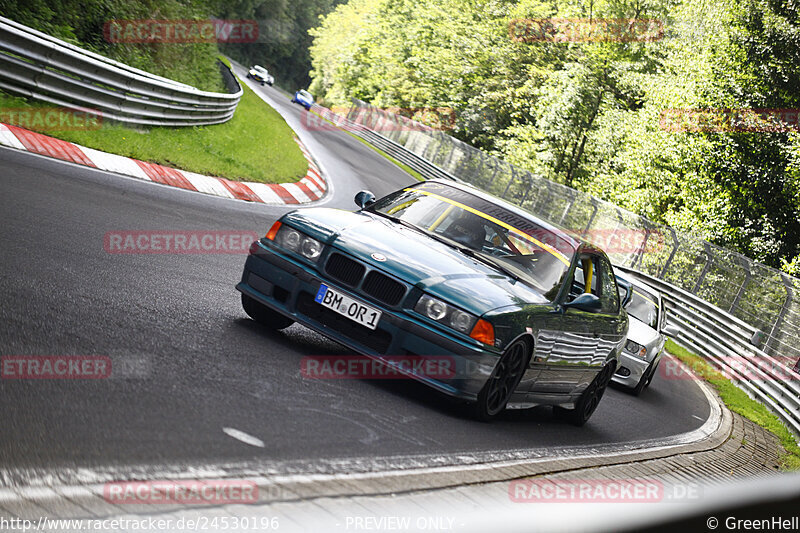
247 65 274 86
612 275 677 395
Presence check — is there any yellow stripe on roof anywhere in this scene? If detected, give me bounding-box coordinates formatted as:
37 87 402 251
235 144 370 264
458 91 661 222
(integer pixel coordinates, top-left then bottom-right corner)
387 198 416 215
406 188 571 266
633 289 658 308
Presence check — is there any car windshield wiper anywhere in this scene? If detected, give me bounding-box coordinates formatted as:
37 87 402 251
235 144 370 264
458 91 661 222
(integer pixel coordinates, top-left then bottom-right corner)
373 211 428 235
459 247 525 282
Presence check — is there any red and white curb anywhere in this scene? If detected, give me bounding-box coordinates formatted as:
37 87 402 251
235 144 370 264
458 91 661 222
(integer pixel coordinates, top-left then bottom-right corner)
0 123 327 205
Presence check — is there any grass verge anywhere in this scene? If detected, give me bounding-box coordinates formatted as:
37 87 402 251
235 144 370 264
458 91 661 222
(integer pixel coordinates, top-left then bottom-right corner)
0 72 307 184
667 339 800 470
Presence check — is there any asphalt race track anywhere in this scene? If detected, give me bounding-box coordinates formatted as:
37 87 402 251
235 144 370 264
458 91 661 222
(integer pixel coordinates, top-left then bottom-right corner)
0 81 711 484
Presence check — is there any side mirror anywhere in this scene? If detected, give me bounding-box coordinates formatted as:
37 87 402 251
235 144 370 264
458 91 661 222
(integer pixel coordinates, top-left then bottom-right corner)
354 190 376 209
563 293 602 313
616 277 633 308
661 322 680 337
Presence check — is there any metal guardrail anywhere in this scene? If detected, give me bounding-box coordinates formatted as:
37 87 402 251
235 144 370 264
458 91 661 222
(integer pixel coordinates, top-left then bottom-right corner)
619 266 800 437
310 105 458 182
323 98 800 437
0 16 241 127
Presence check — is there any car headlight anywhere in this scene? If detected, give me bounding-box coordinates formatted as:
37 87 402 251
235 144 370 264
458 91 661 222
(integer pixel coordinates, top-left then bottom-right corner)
266 221 324 262
415 294 495 345
414 294 479 332
299 237 323 259
424 298 448 320
625 339 648 359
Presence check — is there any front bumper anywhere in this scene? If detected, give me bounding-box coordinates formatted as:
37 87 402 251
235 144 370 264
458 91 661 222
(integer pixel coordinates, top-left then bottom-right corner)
236 240 501 401
612 351 652 387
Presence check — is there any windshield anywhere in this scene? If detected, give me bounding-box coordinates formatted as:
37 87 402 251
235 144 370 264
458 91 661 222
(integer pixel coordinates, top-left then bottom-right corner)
370 182 577 298
627 287 659 329
299 90 312 99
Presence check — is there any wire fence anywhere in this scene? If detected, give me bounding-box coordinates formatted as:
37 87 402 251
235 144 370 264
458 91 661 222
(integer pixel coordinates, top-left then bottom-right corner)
346 98 800 371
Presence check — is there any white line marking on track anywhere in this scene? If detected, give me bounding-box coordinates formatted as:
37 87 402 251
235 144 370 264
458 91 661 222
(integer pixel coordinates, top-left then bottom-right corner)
222 427 265 448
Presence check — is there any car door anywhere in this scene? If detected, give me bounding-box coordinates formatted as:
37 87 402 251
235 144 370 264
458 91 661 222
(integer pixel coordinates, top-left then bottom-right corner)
593 254 626 369
532 252 621 396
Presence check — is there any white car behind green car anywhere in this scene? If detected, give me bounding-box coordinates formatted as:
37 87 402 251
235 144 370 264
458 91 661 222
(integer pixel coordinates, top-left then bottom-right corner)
612 274 678 395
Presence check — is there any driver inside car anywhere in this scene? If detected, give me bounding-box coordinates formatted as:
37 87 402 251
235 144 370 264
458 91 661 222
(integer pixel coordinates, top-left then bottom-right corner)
443 211 487 249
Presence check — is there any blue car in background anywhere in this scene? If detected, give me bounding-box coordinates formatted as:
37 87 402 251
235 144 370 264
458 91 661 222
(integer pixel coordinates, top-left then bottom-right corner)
236 180 628 425
292 90 314 110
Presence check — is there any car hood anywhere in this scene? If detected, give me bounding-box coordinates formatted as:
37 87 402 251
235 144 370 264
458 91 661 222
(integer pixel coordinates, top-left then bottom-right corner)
627 316 660 347
283 209 549 315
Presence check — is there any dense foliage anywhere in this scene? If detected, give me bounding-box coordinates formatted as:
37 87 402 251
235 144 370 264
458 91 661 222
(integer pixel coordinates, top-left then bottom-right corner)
308 0 800 274
219 0 343 89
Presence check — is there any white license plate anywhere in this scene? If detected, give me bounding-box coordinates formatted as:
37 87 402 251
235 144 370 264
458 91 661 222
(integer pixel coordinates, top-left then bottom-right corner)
314 284 382 330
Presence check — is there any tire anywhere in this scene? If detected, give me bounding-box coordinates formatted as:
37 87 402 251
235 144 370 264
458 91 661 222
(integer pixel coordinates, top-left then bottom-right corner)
632 371 648 396
632 362 653 396
472 337 531 421
241 294 294 330
644 359 660 388
632 358 660 396
557 362 615 426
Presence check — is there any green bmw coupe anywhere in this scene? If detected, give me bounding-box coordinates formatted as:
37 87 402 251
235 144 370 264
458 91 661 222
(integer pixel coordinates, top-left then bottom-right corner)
237 180 628 425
